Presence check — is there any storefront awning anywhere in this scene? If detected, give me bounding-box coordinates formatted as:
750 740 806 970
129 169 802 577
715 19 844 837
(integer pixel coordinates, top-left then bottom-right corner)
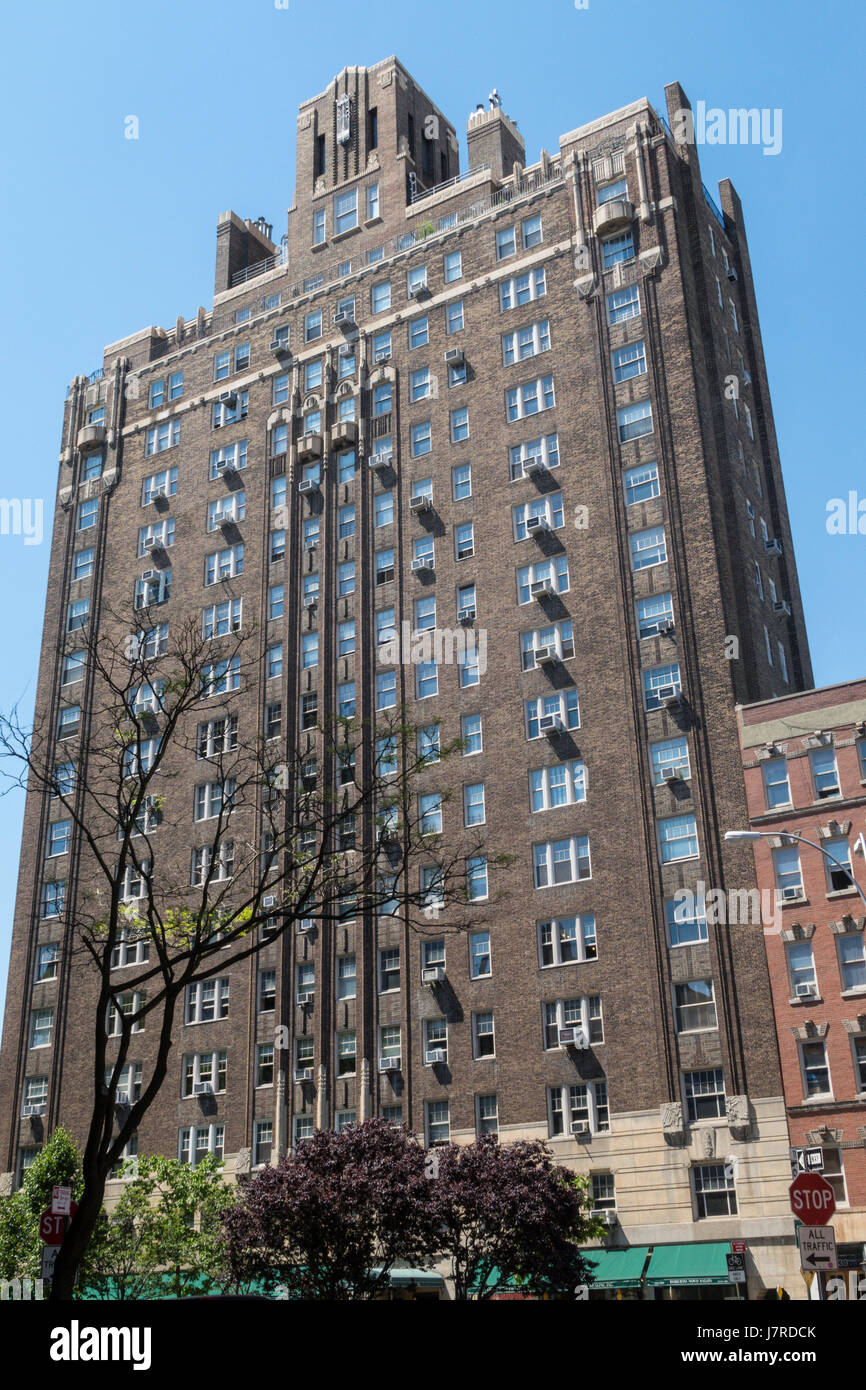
583 1246 649 1289
645 1242 732 1287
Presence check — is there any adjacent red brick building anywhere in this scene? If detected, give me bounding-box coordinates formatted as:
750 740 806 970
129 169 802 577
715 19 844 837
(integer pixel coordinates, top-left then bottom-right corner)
737 680 866 1265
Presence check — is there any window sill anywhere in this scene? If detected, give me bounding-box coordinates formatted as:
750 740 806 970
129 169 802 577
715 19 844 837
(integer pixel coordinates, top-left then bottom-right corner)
332 225 361 244
789 995 823 1007
364 216 384 229
826 888 860 900
840 986 866 1000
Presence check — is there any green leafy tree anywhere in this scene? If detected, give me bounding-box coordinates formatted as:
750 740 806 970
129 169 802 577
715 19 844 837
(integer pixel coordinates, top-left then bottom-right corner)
85 1155 236 1300
0 1127 82 1281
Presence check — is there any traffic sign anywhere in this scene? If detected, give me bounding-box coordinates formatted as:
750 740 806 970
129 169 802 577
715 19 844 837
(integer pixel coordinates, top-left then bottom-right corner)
731 1240 747 1255
790 1147 825 1174
39 1202 76 1244
51 1185 72 1216
789 1171 836 1224
41 1245 60 1280
726 1253 747 1284
798 1225 837 1272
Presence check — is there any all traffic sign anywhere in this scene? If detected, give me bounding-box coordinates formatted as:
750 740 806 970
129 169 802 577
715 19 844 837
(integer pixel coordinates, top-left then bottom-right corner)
789 1171 835 1225
797 1225 838 1272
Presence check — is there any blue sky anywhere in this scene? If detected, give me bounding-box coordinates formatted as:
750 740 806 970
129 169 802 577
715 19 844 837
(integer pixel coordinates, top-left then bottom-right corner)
0 0 863 1004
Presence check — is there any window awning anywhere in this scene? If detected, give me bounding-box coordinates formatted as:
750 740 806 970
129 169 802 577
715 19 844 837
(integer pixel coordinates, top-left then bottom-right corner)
645 1242 732 1287
375 1267 446 1289
583 1247 649 1289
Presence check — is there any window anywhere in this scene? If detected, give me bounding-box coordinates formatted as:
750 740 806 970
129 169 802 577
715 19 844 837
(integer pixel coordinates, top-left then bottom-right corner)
374 491 394 528
426 1100 450 1146
371 279 391 314
446 300 464 334
500 266 546 311
506 374 555 422
617 400 653 441
336 956 357 1002
473 1012 495 1059
73 548 94 579
184 1050 228 1097
525 689 580 739
693 1163 737 1218
674 980 717 1032
463 782 486 827
502 320 551 366
407 265 428 296
450 407 469 442
410 367 430 401
196 715 238 759
512 492 564 539
376 549 395 584
644 663 681 711
773 846 803 898
548 1081 609 1136
179 1125 225 1167
202 598 242 640
145 420 180 455
444 249 462 282
539 914 597 966
184 978 229 1024
47 820 70 859
684 1069 726 1123
376 670 396 710
623 462 659 505
533 836 591 888
853 1036 866 1093
613 340 647 382
418 793 442 837
786 941 818 999
597 178 627 204
304 310 323 343
637 593 674 638
607 285 640 324
455 522 474 560
337 1032 357 1078
630 526 667 570
41 881 66 918
313 208 325 244
729 299 739 334
476 1095 498 1137
762 757 791 809
107 991 145 1037
461 713 482 755
467 930 491 979
58 705 81 739
76 498 98 532
411 421 431 456
467 856 488 901
530 762 586 813
650 737 690 784
333 187 358 236
458 648 480 688
193 779 235 822
338 561 355 596
521 620 574 669
378 948 400 993
30 1008 54 1048
61 651 85 685
810 746 841 799
36 942 60 982
837 932 866 990
800 1040 832 1098
602 231 634 269
190 842 234 886
659 814 698 863
207 492 245 532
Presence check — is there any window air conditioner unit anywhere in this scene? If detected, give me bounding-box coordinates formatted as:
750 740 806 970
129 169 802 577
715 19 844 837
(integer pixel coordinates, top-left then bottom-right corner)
764 537 783 556
215 460 236 476
726 266 738 281
140 570 158 583
658 621 676 637
193 1083 214 1096
535 646 558 667
378 1056 401 1073
661 691 682 710
782 886 802 901
151 485 167 499
218 391 237 406
592 1209 617 1227
262 895 277 909
374 349 391 363
142 537 160 552
270 338 290 354
774 600 792 617
293 1067 313 1084
425 1048 447 1065
219 515 235 532
559 1026 589 1049
303 595 317 608
530 580 554 600
296 991 314 1005
444 348 465 366
796 982 817 998
539 713 564 735
570 1120 590 1136
422 965 445 985
409 494 432 513
408 282 428 299
524 456 546 476
298 478 316 493
114 1093 131 1108
661 766 681 783
22 1104 44 1118
334 310 355 328
369 452 393 469
526 515 551 534
298 919 316 932
458 607 476 625
412 556 434 572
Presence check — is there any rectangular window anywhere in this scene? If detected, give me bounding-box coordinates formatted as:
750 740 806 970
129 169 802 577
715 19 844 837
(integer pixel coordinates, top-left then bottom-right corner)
684 1069 726 1122
693 1163 737 1218
838 933 866 991
525 688 580 739
612 340 647 382
30 1009 55 1048
674 980 717 1032
650 737 690 785
617 401 653 442
446 300 464 334
461 713 482 755
787 941 818 998
630 526 667 570
145 420 180 455
502 320 551 366
548 1080 609 1137
623 462 660 505
810 746 841 799
450 407 469 442
637 593 674 638
334 188 358 235
801 1040 831 1098
533 836 591 888
607 285 640 324
659 814 699 862
473 1012 495 1059
499 267 546 311
602 231 635 269
512 491 565 540
529 761 586 812
506 374 555 422
539 914 597 967
762 757 791 808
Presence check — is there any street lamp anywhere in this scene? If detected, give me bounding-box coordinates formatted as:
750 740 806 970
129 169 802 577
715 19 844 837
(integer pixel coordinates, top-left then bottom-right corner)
724 830 866 911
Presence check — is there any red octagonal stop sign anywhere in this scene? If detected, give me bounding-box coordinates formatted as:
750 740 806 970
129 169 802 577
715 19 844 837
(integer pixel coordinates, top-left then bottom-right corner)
789 1171 835 1224
39 1203 77 1244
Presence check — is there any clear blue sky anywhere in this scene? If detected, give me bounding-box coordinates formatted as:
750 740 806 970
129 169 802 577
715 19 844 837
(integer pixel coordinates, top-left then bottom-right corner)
1 0 863 1006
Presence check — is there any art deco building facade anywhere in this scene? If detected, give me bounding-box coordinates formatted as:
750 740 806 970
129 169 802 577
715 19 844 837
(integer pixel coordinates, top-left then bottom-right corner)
1 58 817 1296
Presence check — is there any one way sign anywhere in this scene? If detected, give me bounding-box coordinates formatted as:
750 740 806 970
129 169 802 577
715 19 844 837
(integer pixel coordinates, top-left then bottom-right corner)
797 1225 837 1272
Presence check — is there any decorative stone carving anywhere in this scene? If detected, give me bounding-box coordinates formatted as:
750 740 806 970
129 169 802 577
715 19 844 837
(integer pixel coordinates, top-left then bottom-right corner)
701 1128 716 1158
791 1020 828 1040
780 922 815 943
817 819 851 841
660 1101 684 1142
726 1095 751 1139
639 245 665 273
574 274 596 300
829 915 864 935
0 1172 14 1197
842 1014 866 1034
58 486 73 508
234 1147 252 1176
806 1127 841 1145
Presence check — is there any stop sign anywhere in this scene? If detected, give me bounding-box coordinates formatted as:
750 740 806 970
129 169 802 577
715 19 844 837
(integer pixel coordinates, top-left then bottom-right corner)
789 1171 835 1224
39 1203 77 1243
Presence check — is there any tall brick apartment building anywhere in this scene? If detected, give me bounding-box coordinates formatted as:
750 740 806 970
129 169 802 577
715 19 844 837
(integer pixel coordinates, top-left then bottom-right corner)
1 59 817 1296
736 680 866 1276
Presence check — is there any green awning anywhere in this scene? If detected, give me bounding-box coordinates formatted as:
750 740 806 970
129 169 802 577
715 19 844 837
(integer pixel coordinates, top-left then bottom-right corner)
583 1246 649 1289
645 1242 732 1287
387 1267 445 1289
